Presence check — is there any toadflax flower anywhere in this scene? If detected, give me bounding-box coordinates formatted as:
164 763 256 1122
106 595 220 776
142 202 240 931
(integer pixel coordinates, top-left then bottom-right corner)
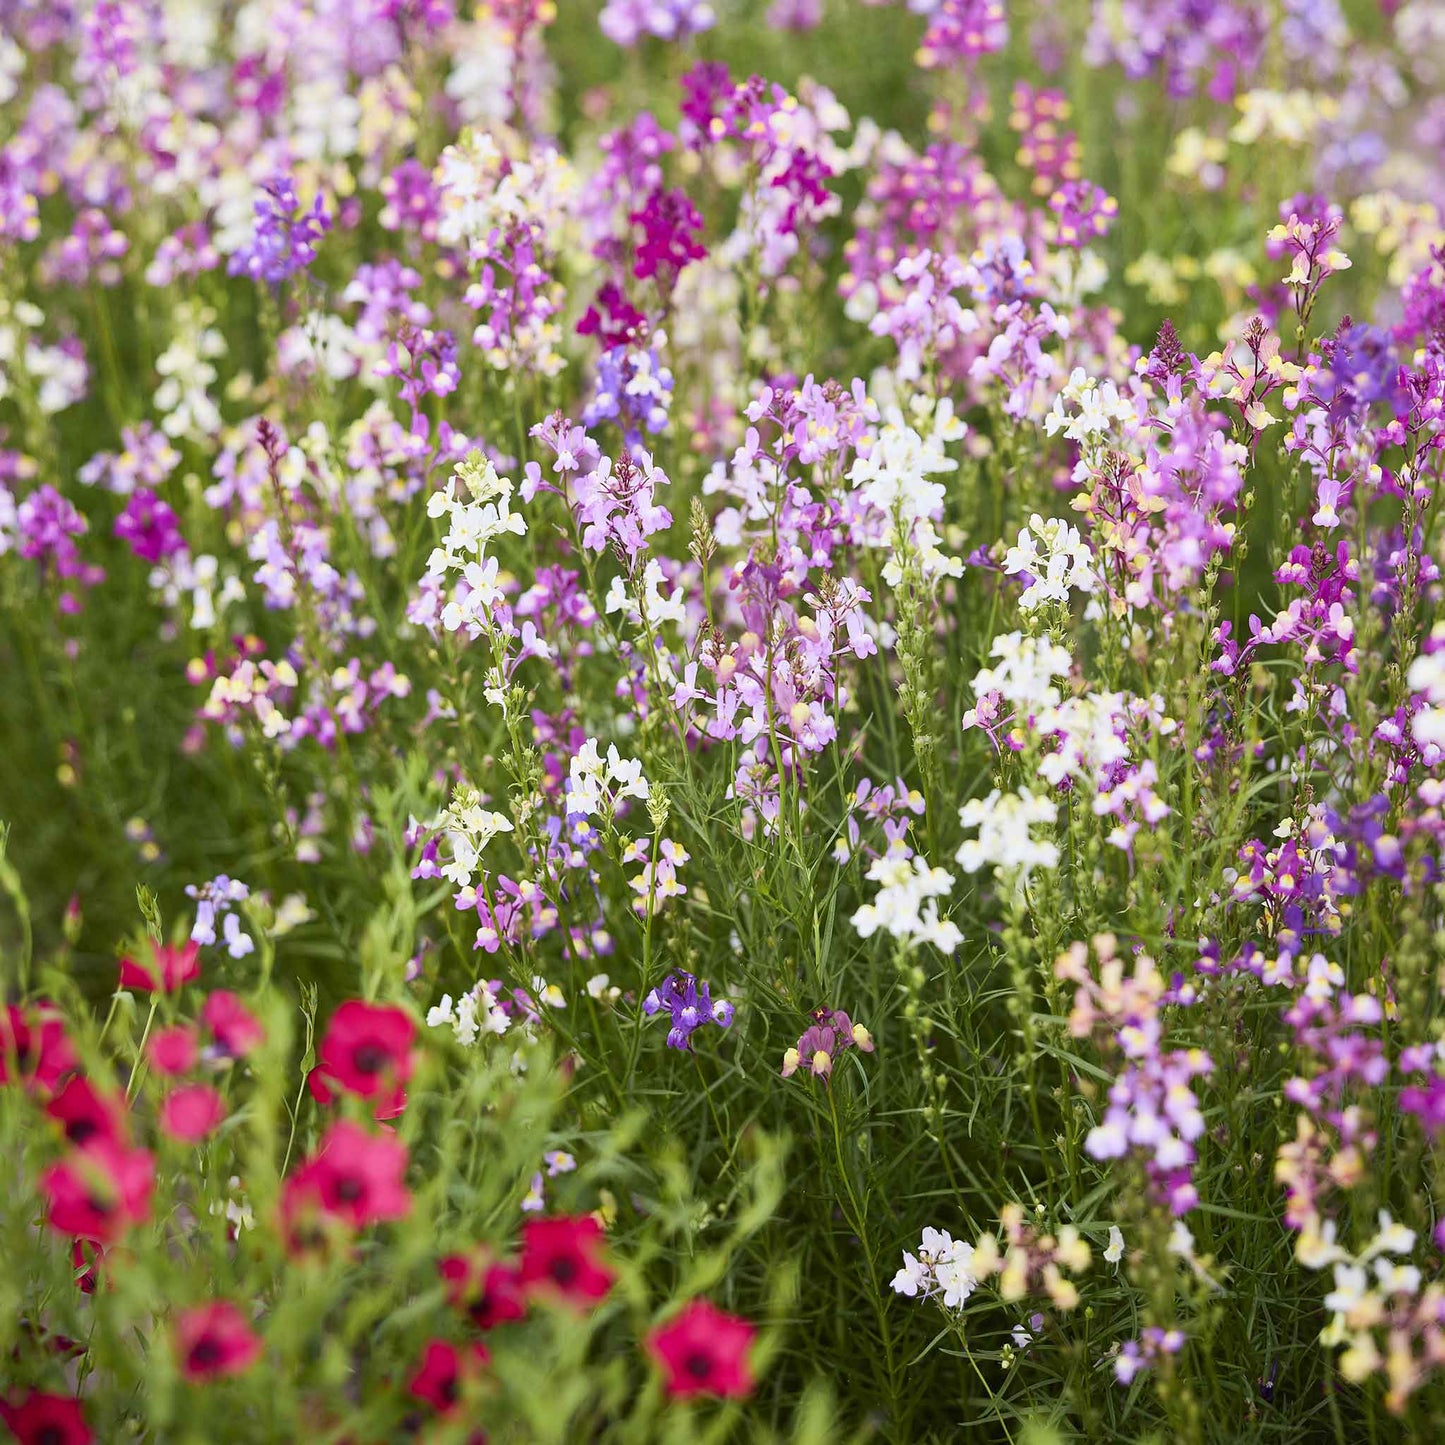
891 1227 979 1309
642 971 734 1050
851 852 962 953
781 1008 875 1079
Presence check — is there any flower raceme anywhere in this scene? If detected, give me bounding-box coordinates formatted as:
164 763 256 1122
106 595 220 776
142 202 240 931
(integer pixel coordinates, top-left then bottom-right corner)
781 1009 875 1079
642 971 735 1050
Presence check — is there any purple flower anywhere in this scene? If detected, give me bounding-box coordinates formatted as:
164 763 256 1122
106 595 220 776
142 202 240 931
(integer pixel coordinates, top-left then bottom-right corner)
642 971 733 1050
114 489 185 563
228 174 331 286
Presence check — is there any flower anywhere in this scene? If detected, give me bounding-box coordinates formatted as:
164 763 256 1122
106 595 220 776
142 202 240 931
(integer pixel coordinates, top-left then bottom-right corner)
117 940 200 993
281 1120 411 1240
41 1139 156 1243
850 853 961 953
201 991 265 1056
0 1391 92 1445
518 1215 615 1307
439 1249 529 1330
409 1339 491 1413
0 1003 78 1095
160 1084 228 1142
781 1009 875 1079
312 1001 417 1107
46 1076 127 1150
147 1024 199 1076
175 1301 263 1382
641 971 734 1050
891 1227 978 1310
646 1299 756 1399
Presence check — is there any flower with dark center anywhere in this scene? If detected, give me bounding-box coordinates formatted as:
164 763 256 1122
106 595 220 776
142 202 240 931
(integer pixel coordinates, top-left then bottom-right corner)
311 1001 417 1115
409 1339 491 1414
646 1299 756 1399
280 1120 412 1246
174 1300 263 1382
439 1250 529 1330
40 1138 155 1244
518 1215 615 1307
0 1391 93 1445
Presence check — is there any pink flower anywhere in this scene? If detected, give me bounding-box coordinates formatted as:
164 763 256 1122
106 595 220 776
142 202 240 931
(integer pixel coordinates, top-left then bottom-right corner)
160 1084 228 1142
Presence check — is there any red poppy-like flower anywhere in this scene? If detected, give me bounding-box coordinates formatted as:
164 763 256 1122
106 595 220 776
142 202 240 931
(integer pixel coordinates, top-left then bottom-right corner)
313 1001 416 1105
0 1003 78 1095
147 1024 199 1076
118 940 200 993
174 1300 263 1382
0 1390 92 1445
439 1249 528 1330
201 991 265 1057
281 1119 411 1243
409 1338 491 1413
646 1299 756 1399
46 1075 128 1150
518 1216 615 1307
160 1083 228 1142
41 1139 155 1243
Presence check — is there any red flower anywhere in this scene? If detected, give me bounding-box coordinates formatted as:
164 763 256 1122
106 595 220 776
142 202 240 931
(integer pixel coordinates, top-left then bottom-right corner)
518 1216 615 1307
160 1083 228 1142
313 1001 416 1105
281 1120 411 1243
46 1076 128 1150
439 1249 528 1330
409 1338 490 1413
0 1390 92 1445
174 1301 263 1382
0 1004 78 1095
40 1139 155 1244
646 1299 756 1400
201 991 265 1057
118 940 200 993
147 1024 199 1076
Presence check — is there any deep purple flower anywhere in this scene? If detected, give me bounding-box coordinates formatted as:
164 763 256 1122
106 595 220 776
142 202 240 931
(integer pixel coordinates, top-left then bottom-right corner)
642 971 733 1050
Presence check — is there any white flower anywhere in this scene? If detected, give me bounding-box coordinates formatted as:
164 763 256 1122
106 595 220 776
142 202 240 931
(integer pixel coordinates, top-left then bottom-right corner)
851 853 960 954
956 788 1060 881
1104 1226 1125 1266
1004 514 1097 611
890 1252 929 1297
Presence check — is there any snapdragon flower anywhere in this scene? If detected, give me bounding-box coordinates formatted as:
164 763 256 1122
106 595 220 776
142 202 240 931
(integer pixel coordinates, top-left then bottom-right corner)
439 790 514 888
781 1008 875 1079
186 875 254 958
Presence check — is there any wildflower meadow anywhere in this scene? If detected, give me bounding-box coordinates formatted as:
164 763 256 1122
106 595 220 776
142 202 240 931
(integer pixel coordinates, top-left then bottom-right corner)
3 0 1445 1440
